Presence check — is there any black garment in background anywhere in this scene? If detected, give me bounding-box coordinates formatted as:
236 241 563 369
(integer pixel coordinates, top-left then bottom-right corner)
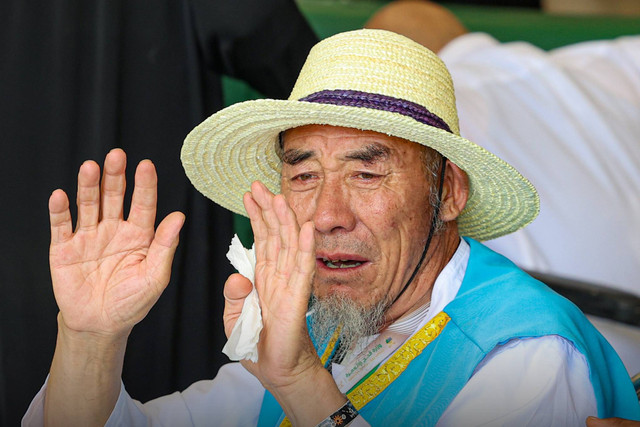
0 0 317 424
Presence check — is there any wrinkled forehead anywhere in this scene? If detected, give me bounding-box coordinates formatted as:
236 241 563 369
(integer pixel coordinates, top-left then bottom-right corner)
277 124 438 161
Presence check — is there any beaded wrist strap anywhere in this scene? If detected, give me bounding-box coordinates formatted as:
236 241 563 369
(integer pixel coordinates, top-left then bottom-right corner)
317 400 359 427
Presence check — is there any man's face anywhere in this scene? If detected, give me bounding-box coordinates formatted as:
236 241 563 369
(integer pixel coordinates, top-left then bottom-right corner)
280 124 436 309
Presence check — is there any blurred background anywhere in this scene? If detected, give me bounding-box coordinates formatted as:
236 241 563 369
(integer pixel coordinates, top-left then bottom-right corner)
2 0 639 425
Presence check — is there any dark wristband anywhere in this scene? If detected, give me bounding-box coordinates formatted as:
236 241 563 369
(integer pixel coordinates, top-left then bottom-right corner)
316 399 359 427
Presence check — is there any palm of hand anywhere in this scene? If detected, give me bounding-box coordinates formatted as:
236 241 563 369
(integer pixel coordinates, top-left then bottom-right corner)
48 150 183 338
251 264 316 380
51 219 158 335
234 183 321 389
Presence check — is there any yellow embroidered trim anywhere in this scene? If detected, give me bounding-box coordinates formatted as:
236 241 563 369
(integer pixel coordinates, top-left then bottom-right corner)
279 312 450 426
348 311 450 409
320 325 342 367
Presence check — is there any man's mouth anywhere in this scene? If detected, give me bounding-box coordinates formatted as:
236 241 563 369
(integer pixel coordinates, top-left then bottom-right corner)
321 258 363 269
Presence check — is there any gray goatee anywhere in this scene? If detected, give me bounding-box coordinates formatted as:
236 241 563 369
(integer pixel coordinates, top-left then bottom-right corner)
309 293 391 360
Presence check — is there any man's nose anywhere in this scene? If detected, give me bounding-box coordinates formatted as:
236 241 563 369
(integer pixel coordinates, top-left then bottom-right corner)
312 180 357 234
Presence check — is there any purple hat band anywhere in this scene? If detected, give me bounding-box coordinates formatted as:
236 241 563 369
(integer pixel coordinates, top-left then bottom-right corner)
299 89 452 133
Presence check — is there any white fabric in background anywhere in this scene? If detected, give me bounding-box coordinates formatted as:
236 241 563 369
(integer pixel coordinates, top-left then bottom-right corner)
439 33 640 375
440 33 640 297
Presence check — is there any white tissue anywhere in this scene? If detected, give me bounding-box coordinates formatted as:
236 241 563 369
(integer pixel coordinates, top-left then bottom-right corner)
222 234 262 362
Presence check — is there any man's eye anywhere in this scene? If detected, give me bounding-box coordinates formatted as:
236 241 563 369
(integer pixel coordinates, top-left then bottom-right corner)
357 172 378 180
294 173 314 182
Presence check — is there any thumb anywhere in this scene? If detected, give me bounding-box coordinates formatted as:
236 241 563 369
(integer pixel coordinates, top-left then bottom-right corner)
146 211 185 288
223 273 254 338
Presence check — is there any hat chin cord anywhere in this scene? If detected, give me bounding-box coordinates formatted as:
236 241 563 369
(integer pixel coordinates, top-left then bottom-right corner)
389 155 447 308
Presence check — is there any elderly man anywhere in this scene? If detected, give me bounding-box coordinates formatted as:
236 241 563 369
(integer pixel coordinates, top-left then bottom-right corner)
24 29 638 426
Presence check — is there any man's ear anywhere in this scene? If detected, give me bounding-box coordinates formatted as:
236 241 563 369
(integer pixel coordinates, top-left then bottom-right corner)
440 161 469 222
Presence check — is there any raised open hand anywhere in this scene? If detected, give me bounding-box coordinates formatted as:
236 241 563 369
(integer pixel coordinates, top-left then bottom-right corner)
222 181 346 426
49 149 184 338
223 181 318 380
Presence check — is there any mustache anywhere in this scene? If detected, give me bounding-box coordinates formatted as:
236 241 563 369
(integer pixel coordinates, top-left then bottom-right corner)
314 235 374 255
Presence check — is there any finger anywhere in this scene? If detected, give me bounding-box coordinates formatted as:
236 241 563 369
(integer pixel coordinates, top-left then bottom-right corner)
127 160 158 229
288 221 316 302
250 181 281 265
76 160 101 231
223 273 254 338
49 189 73 244
144 211 185 292
244 190 268 257
100 148 127 221
273 194 300 281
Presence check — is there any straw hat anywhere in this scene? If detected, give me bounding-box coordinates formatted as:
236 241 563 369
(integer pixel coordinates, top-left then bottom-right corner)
181 29 539 241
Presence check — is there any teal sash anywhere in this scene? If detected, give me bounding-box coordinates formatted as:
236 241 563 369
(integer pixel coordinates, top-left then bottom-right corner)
258 238 640 426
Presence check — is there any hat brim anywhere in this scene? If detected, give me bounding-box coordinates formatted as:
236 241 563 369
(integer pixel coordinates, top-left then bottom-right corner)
181 98 539 241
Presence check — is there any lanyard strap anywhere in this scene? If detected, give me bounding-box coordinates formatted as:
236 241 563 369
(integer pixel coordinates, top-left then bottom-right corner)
333 330 410 393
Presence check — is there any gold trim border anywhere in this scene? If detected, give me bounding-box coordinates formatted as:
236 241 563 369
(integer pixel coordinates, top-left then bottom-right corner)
320 325 342 367
348 311 450 409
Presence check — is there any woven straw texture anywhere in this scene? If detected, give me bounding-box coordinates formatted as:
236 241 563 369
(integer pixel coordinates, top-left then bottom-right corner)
181 29 539 241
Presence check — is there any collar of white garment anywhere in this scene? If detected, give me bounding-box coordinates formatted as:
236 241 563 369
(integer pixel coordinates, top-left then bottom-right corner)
416 237 470 330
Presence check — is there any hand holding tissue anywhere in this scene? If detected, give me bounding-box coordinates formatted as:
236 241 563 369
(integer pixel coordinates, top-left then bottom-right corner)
223 235 262 362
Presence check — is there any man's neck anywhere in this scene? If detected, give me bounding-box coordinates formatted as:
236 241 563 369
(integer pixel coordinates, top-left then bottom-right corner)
382 229 462 328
